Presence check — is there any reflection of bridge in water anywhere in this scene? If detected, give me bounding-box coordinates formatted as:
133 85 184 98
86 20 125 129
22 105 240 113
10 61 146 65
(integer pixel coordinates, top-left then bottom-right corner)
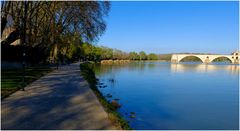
171 51 240 64
171 63 239 74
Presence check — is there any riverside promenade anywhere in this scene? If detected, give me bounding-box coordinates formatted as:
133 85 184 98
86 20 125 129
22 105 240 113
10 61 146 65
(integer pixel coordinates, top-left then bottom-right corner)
1 62 115 130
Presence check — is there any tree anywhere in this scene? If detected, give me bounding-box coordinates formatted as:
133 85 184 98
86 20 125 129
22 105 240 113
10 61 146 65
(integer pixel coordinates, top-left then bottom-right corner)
148 53 158 60
100 46 113 60
113 49 125 60
129 52 140 60
139 51 147 60
81 42 92 60
1 1 110 63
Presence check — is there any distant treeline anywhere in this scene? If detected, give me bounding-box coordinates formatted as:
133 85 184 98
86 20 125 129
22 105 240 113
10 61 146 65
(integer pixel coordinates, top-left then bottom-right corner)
80 43 172 61
2 42 173 65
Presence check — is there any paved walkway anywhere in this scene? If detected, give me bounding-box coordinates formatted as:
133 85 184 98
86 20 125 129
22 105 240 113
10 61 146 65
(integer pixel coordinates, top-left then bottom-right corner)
1 62 116 130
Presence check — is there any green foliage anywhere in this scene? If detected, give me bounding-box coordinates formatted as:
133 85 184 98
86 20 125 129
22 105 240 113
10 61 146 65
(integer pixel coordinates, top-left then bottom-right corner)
80 62 131 129
148 53 159 60
100 46 113 60
78 44 161 61
81 43 93 60
129 52 139 60
139 51 147 60
113 49 128 60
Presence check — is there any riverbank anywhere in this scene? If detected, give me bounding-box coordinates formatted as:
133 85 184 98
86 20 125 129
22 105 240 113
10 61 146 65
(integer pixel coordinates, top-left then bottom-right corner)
80 62 131 129
101 60 130 64
100 59 170 64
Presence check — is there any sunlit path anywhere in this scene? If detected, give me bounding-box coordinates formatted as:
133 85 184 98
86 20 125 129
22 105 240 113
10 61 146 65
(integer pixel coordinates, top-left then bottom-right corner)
1 62 115 130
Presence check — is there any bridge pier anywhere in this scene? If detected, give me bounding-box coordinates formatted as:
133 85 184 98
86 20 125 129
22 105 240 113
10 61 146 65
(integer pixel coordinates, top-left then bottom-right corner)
171 59 178 63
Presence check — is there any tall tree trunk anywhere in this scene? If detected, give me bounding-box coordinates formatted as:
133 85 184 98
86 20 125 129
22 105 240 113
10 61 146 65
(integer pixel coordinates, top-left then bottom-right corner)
1 17 7 35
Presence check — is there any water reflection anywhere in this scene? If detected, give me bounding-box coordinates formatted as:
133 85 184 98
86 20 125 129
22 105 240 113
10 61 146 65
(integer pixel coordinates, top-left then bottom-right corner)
94 62 239 129
96 62 239 76
171 63 239 74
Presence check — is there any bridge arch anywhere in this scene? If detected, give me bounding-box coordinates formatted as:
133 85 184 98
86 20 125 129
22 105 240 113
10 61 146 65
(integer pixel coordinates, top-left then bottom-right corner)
178 55 204 63
210 56 233 63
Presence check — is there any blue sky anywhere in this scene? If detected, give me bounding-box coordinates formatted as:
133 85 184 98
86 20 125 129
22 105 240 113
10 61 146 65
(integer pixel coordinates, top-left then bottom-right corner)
97 1 239 54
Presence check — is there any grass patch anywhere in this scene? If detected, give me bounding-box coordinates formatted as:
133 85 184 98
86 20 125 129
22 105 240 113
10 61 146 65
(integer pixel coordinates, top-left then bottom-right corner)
80 62 131 130
1 66 53 99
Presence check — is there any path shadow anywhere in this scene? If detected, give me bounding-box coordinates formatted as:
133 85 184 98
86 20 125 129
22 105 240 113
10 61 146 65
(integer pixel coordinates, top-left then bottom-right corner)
1 63 115 130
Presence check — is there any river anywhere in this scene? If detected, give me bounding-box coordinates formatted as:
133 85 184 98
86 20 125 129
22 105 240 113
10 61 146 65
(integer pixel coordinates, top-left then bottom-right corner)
93 62 239 130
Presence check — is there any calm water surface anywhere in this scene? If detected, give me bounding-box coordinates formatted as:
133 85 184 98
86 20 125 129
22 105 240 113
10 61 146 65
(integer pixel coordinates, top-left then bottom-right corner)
94 62 239 130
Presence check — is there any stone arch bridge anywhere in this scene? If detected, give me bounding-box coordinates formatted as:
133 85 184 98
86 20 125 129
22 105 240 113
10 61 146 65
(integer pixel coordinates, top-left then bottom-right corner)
171 52 239 64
